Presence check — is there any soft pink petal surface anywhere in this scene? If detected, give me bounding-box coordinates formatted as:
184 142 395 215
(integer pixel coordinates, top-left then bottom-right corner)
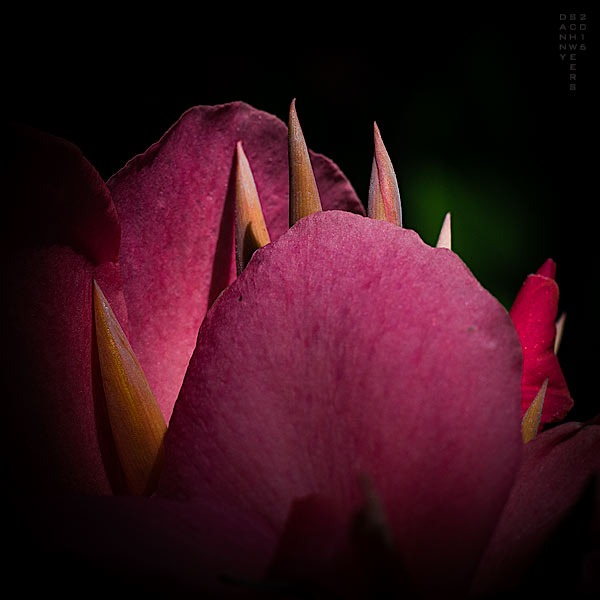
2 123 128 493
510 263 572 426
160 211 523 597
108 102 364 421
472 419 600 596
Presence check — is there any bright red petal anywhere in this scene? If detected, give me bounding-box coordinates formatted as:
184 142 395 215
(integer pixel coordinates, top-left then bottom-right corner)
2 123 128 493
160 211 523 597
510 261 573 426
108 102 364 421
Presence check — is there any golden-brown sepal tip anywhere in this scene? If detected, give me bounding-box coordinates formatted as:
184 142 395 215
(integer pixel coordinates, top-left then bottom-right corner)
368 122 402 227
235 141 271 273
288 99 322 226
521 378 548 443
93 280 167 495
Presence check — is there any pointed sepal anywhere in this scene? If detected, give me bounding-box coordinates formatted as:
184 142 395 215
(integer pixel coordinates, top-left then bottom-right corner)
93 280 167 495
368 122 402 227
235 141 271 273
521 379 548 443
435 212 452 249
288 99 322 226
554 312 566 354
368 156 386 222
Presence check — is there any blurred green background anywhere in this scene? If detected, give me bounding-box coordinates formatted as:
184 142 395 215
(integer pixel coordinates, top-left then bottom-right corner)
5 9 595 419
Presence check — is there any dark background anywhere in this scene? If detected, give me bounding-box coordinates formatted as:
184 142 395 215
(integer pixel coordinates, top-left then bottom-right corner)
4 9 596 421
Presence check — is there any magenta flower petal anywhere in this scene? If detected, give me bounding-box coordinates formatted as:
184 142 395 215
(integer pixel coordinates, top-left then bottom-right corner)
160 211 523 596
509 260 573 427
108 102 364 421
471 419 600 596
2 123 128 493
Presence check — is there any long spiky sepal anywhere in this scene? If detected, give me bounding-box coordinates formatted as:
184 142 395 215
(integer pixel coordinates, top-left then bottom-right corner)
235 141 271 273
368 122 402 227
288 99 322 226
93 280 167 495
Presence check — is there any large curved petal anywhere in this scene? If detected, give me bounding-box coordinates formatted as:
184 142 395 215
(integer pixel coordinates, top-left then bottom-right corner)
108 102 364 422
2 123 128 494
159 211 523 597
509 261 573 427
471 419 600 597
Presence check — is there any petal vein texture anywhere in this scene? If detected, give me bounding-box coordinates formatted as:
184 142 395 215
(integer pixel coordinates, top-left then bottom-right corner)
108 102 363 421
160 211 523 597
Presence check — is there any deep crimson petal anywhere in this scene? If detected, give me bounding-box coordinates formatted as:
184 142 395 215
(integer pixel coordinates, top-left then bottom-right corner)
268 491 415 598
2 123 128 493
471 419 600 596
108 102 364 421
510 263 573 426
267 494 355 596
160 211 523 597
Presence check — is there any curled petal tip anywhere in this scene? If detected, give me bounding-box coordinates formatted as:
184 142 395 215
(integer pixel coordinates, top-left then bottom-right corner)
521 378 548 443
368 122 402 227
435 212 452 249
554 312 566 354
536 258 556 279
235 141 271 273
93 280 167 495
288 100 322 226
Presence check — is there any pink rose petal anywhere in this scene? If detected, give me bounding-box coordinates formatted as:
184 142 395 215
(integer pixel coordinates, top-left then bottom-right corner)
160 210 523 597
2 123 128 493
108 102 364 421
